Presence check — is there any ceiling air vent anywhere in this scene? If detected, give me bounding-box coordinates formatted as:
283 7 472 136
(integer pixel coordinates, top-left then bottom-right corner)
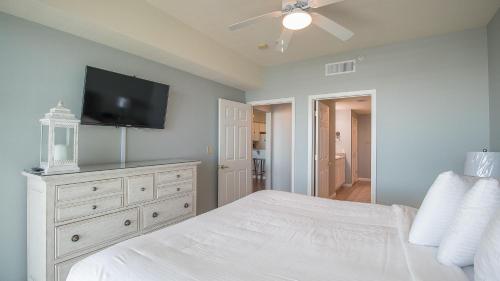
325 60 356 76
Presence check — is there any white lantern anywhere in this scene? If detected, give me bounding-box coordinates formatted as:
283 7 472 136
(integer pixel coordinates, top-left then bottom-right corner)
40 101 80 174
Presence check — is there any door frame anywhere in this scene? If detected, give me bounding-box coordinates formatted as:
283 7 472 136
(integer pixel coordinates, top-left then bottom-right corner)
247 98 296 193
307 90 377 203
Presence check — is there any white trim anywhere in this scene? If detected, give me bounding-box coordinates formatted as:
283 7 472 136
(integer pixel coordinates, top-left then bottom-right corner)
247 98 296 193
358 178 371 182
247 97 295 106
307 90 377 203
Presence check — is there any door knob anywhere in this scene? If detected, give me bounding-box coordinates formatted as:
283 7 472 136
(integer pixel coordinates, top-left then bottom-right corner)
219 165 229 169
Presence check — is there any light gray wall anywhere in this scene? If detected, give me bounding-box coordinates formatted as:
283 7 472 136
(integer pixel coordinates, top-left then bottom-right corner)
357 114 372 179
246 28 490 207
489 9 500 151
0 12 244 281
271 103 292 191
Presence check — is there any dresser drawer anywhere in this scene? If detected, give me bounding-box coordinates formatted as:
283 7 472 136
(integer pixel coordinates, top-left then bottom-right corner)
57 178 122 202
142 194 193 230
157 181 193 199
126 174 154 205
56 195 123 222
55 208 139 259
157 169 193 185
55 255 84 281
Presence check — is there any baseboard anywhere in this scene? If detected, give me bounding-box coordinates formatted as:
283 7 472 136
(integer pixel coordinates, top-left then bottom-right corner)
358 178 371 182
341 183 352 188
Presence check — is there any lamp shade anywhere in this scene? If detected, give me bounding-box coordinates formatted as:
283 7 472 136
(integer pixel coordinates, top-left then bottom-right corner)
464 152 500 178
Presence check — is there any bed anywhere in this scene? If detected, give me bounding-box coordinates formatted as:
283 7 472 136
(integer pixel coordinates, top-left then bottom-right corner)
67 190 470 281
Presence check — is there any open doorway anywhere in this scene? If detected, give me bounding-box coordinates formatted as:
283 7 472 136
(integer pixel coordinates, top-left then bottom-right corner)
308 90 376 203
251 106 270 192
217 98 295 207
249 98 295 193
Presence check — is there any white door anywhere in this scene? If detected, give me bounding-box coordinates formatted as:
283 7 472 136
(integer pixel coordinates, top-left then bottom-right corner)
351 115 359 184
315 101 330 198
218 99 252 207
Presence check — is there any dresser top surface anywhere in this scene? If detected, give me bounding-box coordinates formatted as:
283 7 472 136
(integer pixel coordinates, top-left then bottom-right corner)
24 159 200 177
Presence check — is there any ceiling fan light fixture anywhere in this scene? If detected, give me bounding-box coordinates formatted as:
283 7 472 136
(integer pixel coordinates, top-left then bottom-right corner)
282 10 312 30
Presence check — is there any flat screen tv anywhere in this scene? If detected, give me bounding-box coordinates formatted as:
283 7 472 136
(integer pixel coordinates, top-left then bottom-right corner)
81 66 169 129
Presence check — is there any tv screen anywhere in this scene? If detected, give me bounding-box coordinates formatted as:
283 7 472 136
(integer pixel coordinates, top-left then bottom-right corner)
81 66 169 129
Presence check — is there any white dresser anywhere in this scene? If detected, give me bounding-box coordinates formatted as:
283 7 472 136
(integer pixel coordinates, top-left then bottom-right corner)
23 159 201 281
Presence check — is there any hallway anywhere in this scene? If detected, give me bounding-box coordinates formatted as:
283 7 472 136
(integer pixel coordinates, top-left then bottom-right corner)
335 181 371 203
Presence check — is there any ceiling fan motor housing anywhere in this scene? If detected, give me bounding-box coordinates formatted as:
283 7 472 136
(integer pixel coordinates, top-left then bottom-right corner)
284 1 311 13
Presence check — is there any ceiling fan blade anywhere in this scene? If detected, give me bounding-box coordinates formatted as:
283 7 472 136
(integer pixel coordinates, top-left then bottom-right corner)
275 28 294 53
229 11 282 31
309 0 344 9
310 12 353 41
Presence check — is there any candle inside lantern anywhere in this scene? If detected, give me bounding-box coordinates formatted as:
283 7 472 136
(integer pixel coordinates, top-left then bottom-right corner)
39 101 80 173
54 144 68 161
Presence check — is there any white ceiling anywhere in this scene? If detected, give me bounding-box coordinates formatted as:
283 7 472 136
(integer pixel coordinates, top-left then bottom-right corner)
1 0 499 90
147 0 500 66
0 0 262 90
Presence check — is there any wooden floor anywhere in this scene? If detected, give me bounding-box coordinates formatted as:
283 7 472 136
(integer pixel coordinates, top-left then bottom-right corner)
335 181 371 203
252 177 265 193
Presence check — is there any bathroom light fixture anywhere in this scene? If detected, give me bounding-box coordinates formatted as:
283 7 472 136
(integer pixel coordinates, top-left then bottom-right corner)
282 9 312 30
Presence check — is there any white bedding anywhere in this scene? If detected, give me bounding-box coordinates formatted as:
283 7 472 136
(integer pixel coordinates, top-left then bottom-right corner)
67 190 469 281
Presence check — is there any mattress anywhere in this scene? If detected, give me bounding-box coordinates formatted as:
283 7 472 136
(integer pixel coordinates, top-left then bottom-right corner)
67 190 469 281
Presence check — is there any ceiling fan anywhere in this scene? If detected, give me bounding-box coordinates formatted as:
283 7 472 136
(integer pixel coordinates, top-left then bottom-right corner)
229 0 353 52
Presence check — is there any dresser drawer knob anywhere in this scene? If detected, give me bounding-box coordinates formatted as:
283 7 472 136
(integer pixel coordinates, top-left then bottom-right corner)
124 219 131 226
176 187 181 192
140 187 146 191
176 174 181 178
184 203 189 208
152 212 159 218
92 187 98 192
71 235 80 242
92 205 97 210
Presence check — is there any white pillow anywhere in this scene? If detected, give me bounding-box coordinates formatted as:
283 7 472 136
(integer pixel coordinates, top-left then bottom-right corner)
437 178 500 267
474 209 500 281
409 171 477 246
463 266 475 281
